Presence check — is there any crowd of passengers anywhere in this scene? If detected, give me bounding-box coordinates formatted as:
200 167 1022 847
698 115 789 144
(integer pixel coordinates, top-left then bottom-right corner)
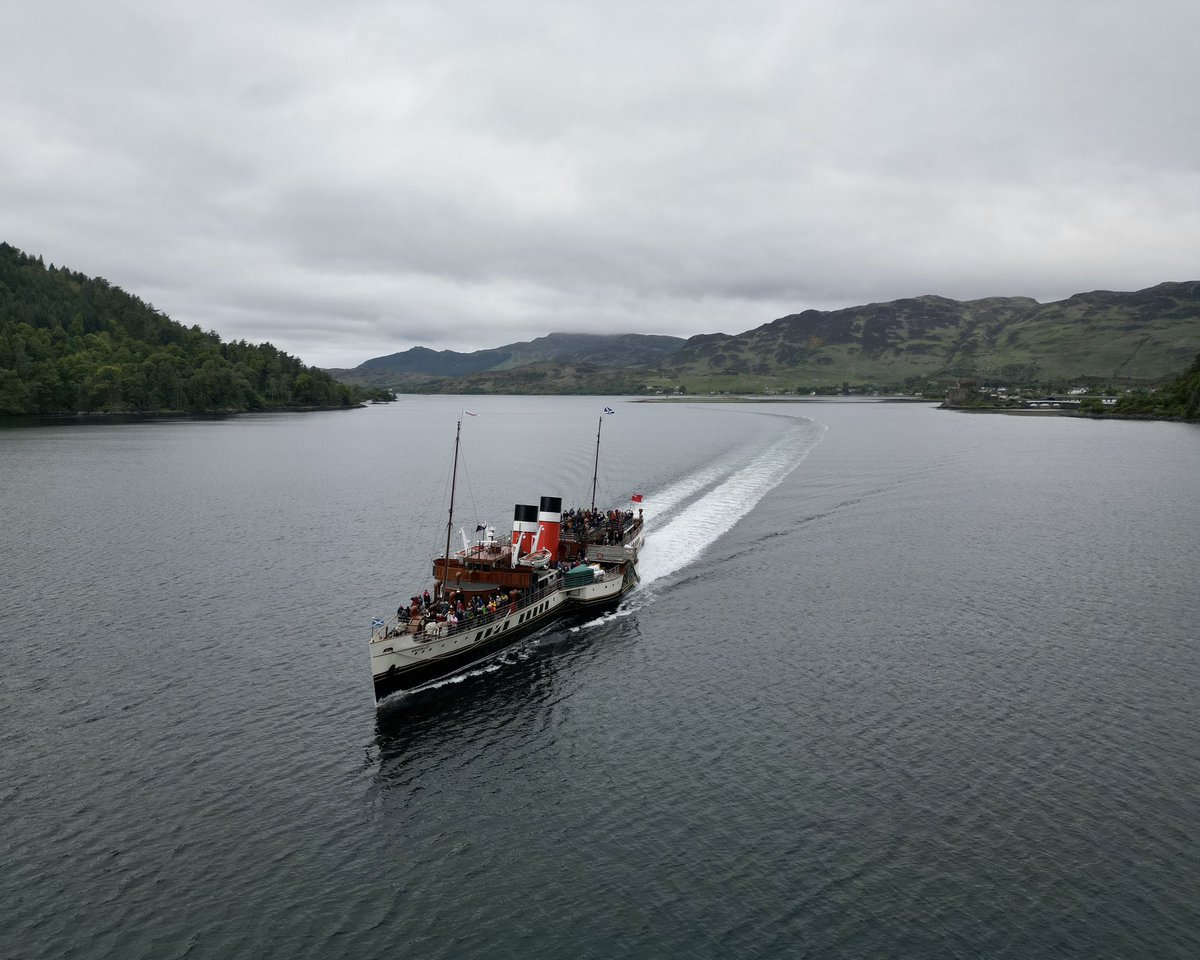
385 587 524 638
382 507 643 640
563 507 640 546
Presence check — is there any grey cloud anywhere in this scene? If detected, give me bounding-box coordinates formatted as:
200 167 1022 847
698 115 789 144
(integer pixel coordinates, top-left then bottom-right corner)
3 0 1198 367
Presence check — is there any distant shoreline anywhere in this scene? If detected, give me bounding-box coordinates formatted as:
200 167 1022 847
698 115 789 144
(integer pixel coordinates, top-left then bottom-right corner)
941 405 1198 423
634 395 1196 423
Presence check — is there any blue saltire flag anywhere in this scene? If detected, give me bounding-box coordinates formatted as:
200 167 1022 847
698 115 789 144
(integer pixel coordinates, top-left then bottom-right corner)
604 406 615 415
372 618 385 628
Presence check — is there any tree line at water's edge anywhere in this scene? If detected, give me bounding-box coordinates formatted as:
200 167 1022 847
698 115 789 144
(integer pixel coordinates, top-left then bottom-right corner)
0 243 391 416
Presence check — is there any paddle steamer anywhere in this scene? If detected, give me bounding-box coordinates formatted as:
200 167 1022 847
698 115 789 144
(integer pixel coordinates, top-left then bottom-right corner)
368 415 643 700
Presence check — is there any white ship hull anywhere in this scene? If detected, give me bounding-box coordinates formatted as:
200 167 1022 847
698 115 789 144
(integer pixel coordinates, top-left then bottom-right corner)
370 554 637 699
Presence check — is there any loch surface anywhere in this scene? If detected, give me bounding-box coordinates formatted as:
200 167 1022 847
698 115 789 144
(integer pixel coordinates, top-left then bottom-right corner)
2 397 1198 959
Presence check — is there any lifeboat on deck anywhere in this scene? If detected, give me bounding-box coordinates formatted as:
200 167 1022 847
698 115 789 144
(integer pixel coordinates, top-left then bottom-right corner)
519 548 553 569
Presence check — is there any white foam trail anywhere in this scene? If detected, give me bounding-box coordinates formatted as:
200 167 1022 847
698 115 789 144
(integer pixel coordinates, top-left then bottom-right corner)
638 421 826 587
569 606 624 633
642 454 740 518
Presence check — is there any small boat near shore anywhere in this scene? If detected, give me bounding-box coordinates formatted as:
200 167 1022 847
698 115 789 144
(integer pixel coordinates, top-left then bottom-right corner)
369 413 644 700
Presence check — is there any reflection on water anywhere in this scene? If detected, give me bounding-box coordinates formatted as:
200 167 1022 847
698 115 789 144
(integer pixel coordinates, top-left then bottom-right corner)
370 617 626 769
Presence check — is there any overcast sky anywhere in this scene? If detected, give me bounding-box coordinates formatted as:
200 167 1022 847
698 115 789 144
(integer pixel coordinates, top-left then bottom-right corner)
4 1 1198 368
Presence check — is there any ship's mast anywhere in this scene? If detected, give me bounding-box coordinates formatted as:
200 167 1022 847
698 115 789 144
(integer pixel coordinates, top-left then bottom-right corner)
590 414 602 512
440 417 462 598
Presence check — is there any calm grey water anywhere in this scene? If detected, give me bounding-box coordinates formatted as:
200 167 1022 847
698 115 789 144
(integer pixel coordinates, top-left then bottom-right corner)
2 398 1198 959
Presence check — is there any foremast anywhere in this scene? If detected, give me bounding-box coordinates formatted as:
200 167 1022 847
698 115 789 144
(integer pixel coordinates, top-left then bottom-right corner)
439 416 463 600
590 412 603 512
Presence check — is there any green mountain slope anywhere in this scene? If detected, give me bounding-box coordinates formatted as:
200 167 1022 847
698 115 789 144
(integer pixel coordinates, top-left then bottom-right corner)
0 243 365 415
336 283 1200 395
662 284 1200 390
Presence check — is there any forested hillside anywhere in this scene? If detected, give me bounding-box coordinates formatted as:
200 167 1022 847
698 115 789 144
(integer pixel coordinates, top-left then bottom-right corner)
0 243 365 415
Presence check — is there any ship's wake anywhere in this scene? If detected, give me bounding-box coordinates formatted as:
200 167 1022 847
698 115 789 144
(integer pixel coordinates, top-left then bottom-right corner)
571 415 827 631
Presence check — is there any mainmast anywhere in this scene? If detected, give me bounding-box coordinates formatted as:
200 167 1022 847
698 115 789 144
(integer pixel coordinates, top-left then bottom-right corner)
590 414 603 512
440 417 462 598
